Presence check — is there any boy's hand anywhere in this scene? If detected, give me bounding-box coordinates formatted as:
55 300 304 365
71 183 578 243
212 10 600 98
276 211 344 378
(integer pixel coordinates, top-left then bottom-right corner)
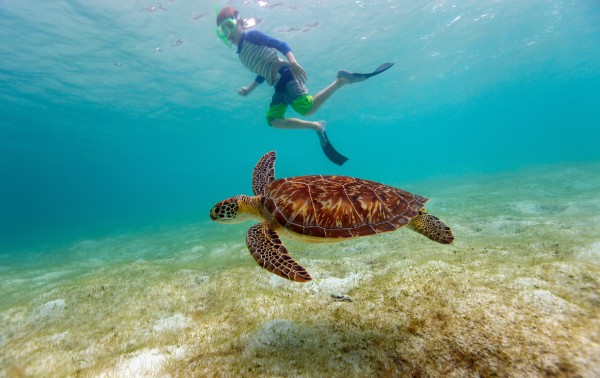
238 86 251 96
290 62 307 83
238 80 260 96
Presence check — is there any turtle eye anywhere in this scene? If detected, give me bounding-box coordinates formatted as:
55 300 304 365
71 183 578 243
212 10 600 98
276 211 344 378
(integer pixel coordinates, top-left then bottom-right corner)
210 203 230 220
209 206 220 220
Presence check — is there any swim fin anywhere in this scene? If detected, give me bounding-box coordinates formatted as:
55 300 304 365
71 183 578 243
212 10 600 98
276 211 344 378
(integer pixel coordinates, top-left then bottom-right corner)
337 63 394 83
317 130 348 166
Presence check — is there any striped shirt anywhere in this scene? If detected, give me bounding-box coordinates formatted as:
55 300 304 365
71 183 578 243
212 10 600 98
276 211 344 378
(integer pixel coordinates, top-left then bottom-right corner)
237 31 292 86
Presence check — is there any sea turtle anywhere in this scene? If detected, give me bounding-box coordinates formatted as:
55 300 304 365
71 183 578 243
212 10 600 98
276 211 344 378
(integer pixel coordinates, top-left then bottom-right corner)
209 151 454 282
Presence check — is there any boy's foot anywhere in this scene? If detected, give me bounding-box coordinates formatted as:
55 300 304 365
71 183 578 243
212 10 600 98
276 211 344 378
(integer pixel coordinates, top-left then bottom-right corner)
315 121 349 166
337 63 395 84
337 70 366 84
316 121 328 147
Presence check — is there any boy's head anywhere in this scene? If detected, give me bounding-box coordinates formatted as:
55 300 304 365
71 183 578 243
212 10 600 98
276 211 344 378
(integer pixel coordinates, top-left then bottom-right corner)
216 6 241 48
216 7 238 25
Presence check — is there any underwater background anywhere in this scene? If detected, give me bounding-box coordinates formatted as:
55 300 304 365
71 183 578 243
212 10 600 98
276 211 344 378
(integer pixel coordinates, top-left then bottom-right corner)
1 0 599 376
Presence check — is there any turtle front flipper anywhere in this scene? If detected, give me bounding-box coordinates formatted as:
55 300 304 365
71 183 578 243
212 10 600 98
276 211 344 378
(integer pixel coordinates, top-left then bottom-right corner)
246 223 312 282
252 151 276 195
408 210 454 244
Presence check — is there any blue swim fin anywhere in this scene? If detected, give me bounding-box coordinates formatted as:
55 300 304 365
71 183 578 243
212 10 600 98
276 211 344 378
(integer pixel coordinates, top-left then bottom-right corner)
318 130 348 166
337 63 394 83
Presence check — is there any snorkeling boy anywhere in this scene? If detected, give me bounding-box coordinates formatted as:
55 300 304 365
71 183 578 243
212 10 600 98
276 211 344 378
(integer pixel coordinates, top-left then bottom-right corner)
215 6 393 165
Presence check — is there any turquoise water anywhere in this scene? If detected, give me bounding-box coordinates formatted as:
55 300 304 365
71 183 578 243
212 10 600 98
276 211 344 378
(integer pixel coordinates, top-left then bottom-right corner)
1 0 600 376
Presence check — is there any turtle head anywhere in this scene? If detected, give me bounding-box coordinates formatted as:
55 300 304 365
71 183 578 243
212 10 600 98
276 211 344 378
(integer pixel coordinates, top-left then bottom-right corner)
210 195 258 223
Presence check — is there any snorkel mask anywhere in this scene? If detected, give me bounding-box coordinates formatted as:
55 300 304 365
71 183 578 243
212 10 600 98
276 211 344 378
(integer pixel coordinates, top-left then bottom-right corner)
216 17 238 48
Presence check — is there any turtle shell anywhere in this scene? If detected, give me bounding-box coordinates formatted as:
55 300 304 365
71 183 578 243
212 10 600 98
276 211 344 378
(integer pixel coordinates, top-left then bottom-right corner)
261 175 428 239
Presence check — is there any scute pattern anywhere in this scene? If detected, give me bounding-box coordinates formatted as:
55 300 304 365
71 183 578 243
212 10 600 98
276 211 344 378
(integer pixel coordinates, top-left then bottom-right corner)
264 175 428 238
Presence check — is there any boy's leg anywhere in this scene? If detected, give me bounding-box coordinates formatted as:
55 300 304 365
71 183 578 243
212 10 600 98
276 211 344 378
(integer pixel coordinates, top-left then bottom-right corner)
267 100 322 131
268 94 348 166
270 117 321 131
271 118 348 166
270 94 321 131
304 77 349 116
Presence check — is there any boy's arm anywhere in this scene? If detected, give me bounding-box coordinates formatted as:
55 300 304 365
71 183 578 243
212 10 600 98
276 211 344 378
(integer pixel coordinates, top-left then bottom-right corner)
239 79 261 96
284 51 307 83
246 31 308 82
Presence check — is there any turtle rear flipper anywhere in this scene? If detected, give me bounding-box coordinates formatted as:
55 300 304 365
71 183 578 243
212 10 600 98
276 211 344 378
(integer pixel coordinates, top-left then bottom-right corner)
246 223 312 282
408 211 454 244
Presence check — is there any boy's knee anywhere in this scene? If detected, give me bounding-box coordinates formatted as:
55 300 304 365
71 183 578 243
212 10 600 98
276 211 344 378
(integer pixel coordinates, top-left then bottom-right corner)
291 94 314 116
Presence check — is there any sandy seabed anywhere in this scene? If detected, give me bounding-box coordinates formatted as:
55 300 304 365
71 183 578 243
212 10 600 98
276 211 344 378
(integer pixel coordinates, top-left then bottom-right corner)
1 163 599 377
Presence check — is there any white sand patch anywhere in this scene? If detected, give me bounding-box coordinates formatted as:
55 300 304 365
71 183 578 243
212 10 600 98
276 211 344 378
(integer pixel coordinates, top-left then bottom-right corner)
210 244 241 256
1 277 28 290
210 245 230 256
48 331 69 344
176 270 210 286
30 299 66 321
305 273 366 296
44 331 71 347
342 241 371 254
103 348 166 377
247 319 301 348
513 201 540 214
422 260 462 274
265 273 299 289
87 257 106 266
176 245 207 261
32 271 70 286
509 277 548 290
398 260 462 291
380 259 416 274
167 345 187 360
564 202 584 215
153 313 191 333
189 245 205 254
551 262 581 276
576 241 600 259
243 319 316 376
486 217 516 233
484 216 540 235
518 290 578 315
